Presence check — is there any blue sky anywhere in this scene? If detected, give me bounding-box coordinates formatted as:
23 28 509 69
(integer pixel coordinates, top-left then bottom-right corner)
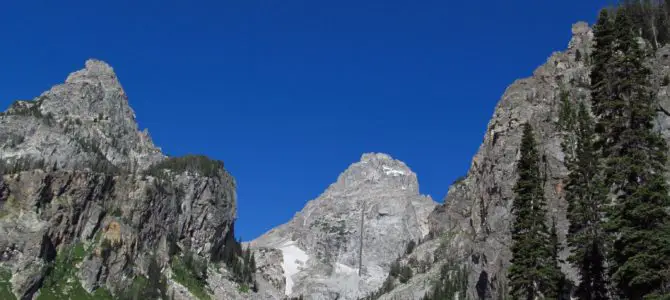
1 0 614 240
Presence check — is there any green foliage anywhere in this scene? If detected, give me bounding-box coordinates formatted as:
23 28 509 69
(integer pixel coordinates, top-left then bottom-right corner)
118 274 166 300
210 227 257 288
37 242 114 300
389 261 401 278
361 258 416 299
360 275 395 300
143 256 169 300
398 265 413 284
405 240 417 255
145 155 224 179
0 267 16 300
508 124 565 299
557 90 576 134
599 8 670 299
619 0 670 48
4 99 55 125
562 100 609 300
576 49 582 62
420 260 469 300
171 252 211 300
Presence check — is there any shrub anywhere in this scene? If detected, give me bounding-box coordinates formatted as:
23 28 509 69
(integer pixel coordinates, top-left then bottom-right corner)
398 265 413 284
171 252 210 300
405 240 416 255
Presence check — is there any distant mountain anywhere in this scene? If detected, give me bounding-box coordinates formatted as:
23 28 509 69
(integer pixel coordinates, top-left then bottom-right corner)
251 153 436 299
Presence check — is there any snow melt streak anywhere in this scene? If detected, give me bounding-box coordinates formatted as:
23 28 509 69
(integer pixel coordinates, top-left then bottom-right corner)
279 240 310 296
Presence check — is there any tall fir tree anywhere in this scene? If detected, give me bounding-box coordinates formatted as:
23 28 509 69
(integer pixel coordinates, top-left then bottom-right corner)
508 124 564 299
547 218 569 300
562 101 609 300
594 8 670 299
590 9 618 157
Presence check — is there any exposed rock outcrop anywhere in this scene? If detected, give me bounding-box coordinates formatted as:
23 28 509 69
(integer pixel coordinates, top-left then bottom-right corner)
377 22 670 300
0 60 244 300
251 153 437 299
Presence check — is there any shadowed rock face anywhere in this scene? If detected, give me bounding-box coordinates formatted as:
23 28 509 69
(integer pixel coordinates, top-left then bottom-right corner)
252 153 437 300
0 60 243 300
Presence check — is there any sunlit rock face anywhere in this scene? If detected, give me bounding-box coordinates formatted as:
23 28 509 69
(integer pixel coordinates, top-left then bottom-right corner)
251 153 436 299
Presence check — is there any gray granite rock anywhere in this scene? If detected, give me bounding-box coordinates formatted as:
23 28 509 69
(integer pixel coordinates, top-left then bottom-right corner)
378 22 670 300
251 153 437 299
0 61 242 299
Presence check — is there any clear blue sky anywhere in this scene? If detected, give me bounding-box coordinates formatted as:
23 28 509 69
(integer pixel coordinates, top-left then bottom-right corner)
1 0 614 240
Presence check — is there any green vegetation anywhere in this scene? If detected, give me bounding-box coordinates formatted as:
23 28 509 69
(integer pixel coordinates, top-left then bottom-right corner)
145 155 224 178
4 99 55 125
361 259 415 299
404 240 416 255
118 256 168 300
507 124 565 299
36 242 114 300
171 253 211 300
590 6 670 299
561 99 608 299
420 260 469 300
0 267 16 300
619 0 670 49
210 227 257 289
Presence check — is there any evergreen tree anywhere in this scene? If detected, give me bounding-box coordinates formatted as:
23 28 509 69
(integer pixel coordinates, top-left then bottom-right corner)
590 9 617 156
546 218 569 300
596 8 670 299
563 101 609 300
508 124 563 299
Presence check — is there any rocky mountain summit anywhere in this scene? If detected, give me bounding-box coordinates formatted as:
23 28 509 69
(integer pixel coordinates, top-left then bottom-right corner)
0 60 252 300
0 60 164 173
251 153 436 299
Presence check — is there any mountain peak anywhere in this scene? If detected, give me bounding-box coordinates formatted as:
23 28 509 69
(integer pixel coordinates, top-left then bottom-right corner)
359 152 393 162
0 60 164 172
252 154 436 299
65 59 118 84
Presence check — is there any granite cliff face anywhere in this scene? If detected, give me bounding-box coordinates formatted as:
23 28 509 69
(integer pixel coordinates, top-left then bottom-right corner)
0 60 249 300
251 153 437 299
374 22 670 300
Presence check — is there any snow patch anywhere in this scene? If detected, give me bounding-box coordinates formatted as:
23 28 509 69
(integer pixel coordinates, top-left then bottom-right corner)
382 166 405 176
335 263 358 275
279 240 310 296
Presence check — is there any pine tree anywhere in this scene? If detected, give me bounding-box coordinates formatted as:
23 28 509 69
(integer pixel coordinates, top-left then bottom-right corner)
508 124 563 299
563 101 609 300
546 218 569 300
590 9 617 156
596 8 670 299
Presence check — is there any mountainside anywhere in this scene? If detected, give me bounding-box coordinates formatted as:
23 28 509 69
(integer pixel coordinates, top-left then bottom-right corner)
0 60 256 300
372 22 670 300
251 153 437 299
5 15 670 300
